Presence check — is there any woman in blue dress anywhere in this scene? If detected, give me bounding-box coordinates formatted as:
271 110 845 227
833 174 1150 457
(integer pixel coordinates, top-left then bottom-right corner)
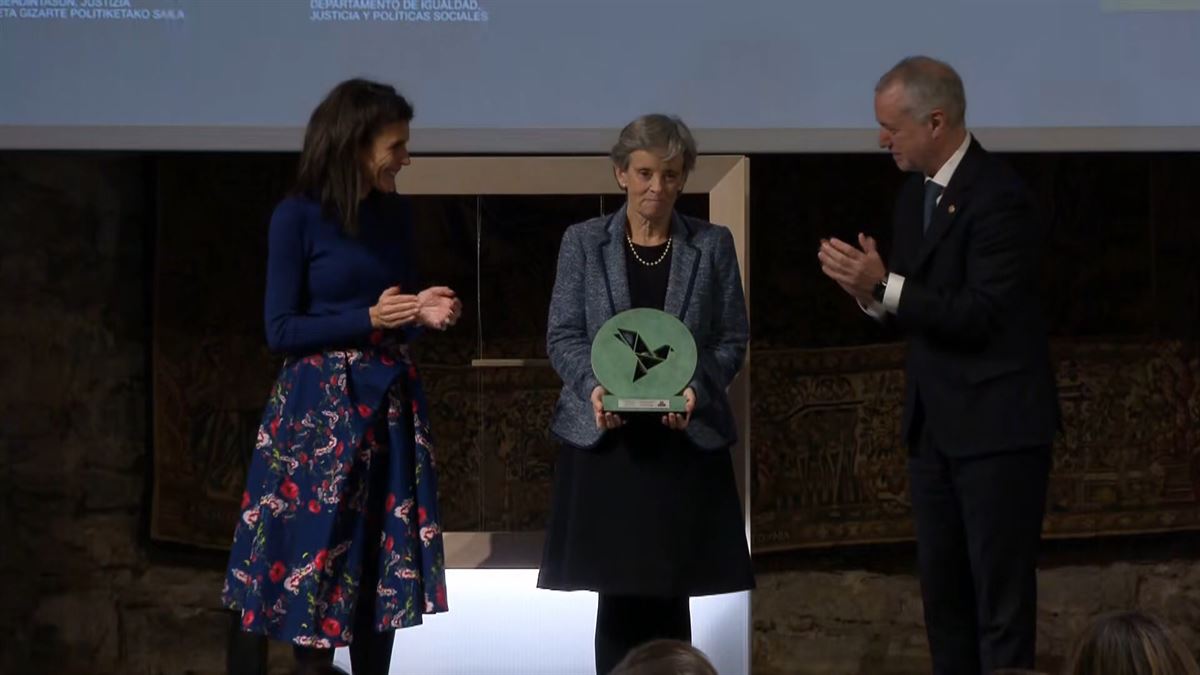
222 78 461 675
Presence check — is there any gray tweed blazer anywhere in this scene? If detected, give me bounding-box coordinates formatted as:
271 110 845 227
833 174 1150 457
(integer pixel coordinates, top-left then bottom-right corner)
546 207 748 450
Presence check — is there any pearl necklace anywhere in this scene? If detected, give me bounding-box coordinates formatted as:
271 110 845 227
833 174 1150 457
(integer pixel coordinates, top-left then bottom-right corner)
626 234 672 267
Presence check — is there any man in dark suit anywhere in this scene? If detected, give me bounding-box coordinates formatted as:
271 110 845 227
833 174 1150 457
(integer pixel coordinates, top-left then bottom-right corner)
818 56 1060 675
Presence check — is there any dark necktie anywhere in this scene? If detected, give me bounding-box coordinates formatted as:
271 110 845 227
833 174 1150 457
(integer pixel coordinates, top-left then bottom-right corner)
923 180 944 234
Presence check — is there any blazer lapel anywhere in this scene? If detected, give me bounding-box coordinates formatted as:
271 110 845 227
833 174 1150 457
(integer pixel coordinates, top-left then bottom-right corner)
912 139 984 272
599 208 631 315
663 211 700 321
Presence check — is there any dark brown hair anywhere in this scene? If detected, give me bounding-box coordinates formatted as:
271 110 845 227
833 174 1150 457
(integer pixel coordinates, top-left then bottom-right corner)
295 78 414 236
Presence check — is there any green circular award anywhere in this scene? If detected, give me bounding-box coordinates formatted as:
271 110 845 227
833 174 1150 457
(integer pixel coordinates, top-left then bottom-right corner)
590 308 698 412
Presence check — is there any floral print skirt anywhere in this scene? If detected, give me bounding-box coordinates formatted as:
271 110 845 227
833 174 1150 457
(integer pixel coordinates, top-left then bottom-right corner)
222 342 447 648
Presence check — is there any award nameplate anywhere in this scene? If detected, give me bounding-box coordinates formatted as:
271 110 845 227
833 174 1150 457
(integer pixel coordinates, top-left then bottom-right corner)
590 308 697 413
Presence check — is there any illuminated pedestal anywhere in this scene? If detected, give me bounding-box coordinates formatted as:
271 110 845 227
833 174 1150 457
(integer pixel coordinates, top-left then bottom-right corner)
334 568 749 674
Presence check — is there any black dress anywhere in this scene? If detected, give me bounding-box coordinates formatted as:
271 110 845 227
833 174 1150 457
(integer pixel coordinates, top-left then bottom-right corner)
537 239 755 597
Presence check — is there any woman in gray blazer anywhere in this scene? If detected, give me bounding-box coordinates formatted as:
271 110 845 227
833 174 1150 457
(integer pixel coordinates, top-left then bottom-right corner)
537 114 754 674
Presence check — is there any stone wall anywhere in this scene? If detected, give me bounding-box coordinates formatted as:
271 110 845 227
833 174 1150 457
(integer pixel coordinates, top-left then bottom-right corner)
0 154 292 674
751 539 1200 674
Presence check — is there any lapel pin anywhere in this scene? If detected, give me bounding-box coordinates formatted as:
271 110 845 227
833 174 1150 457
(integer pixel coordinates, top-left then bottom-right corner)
947 204 956 214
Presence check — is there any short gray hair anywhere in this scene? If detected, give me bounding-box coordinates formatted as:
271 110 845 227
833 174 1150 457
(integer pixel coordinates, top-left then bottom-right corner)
610 114 697 176
876 56 966 127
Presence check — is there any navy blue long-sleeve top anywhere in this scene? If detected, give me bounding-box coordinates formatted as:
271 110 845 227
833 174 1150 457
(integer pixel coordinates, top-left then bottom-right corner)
264 192 417 356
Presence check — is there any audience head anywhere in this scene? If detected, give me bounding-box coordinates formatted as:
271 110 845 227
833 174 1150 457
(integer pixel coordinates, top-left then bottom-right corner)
1064 610 1199 675
609 639 719 675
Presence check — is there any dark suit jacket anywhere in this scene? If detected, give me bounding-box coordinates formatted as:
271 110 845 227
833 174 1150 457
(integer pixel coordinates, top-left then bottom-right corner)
546 207 749 451
890 139 1060 456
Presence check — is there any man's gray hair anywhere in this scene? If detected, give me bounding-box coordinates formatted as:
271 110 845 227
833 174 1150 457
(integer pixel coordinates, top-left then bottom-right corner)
610 114 697 176
876 56 967 127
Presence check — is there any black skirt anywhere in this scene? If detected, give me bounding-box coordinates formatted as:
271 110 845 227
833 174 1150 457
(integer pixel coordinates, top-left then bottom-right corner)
537 417 755 597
